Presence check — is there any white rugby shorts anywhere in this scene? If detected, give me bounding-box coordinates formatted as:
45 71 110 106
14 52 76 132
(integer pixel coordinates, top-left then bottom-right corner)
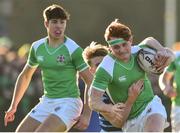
28 96 83 131
122 95 167 132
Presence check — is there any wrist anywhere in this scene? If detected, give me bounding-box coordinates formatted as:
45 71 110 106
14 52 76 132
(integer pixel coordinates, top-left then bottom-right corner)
99 103 113 113
105 103 113 113
10 103 17 109
125 99 134 107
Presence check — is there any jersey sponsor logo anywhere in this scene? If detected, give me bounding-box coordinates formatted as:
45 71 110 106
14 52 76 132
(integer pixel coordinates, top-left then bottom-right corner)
118 75 127 82
37 56 44 62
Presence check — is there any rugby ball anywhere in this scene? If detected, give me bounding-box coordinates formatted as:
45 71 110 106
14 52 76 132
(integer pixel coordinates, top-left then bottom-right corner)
137 47 161 74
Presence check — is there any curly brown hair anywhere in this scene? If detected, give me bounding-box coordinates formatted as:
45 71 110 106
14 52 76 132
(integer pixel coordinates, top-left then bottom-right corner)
83 42 108 66
104 19 132 42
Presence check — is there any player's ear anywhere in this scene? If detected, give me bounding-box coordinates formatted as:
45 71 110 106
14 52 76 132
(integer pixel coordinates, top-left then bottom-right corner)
44 20 48 28
129 36 133 43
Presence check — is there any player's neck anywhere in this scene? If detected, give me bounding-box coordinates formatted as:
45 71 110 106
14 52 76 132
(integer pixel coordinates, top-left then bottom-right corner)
48 36 64 48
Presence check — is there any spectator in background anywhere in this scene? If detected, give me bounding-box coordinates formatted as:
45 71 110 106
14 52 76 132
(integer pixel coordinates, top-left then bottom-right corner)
159 42 180 132
0 41 43 132
0 36 12 55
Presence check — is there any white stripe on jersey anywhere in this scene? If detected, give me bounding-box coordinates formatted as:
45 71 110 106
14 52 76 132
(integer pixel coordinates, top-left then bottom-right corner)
64 37 79 56
131 45 141 54
32 37 47 54
99 55 115 78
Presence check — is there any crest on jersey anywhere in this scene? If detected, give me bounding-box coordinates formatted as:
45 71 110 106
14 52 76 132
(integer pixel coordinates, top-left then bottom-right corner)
57 55 65 63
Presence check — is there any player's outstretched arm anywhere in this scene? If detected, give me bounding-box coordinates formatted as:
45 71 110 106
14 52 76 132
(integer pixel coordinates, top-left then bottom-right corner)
89 86 126 122
4 64 37 126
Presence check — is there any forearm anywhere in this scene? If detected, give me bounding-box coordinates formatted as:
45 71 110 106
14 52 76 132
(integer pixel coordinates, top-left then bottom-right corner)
119 100 133 126
90 98 112 113
79 69 94 119
142 37 164 50
83 84 92 117
10 72 32 109
89 88 112 113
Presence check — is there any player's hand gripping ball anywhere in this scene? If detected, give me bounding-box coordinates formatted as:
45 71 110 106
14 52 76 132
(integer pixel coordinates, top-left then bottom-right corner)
137 47 162 74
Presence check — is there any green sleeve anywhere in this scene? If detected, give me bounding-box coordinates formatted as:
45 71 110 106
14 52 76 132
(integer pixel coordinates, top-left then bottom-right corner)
92 67 112 91
27 46 39 67
71 47 88 71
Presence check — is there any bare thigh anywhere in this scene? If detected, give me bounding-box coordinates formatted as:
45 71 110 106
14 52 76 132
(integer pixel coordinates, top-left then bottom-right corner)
35 114 67 132
144 114 165 132
16 115 41 132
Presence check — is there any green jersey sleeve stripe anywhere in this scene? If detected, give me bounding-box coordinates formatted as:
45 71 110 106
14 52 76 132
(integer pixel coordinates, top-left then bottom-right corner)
92 79 108 90
76 63 88 70
78 65 88 72
91 86 105 92
27 60 39 66
27 63 38 68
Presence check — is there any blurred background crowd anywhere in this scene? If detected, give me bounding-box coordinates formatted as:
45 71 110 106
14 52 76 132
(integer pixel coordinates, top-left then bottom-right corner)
0 37 43 131
0 0 179 132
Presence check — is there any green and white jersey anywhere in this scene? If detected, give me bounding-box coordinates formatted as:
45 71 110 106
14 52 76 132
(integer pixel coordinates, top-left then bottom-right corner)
167 51 180 106
27 36 88 98
92 46 154 120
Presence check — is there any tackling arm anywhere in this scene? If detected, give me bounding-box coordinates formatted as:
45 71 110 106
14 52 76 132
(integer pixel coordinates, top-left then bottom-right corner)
74 68 93 130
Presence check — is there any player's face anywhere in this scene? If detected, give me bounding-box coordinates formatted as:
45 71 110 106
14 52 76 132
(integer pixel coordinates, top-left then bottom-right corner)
89 56 104 74
109 37 132 62
45 19 67 40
